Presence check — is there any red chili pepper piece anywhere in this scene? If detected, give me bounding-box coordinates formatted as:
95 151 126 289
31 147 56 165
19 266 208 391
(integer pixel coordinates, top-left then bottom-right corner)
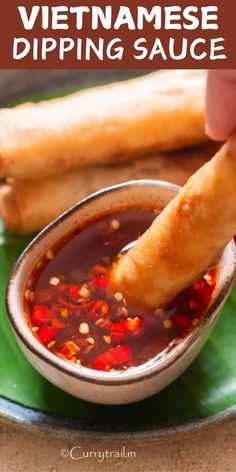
32 305 50 327
124 316 143 335
199 290 212 308
109 345 132 365
68 285 80 301
93 345 132 371
193 279 207 291
95 275 108 288
89 300 109 320
111 322 125 341
172 313 191 330
92 357 112 371
38 326 58 345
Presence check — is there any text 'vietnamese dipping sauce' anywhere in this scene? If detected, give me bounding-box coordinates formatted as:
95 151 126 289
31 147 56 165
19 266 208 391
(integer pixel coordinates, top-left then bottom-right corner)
24 208 216 372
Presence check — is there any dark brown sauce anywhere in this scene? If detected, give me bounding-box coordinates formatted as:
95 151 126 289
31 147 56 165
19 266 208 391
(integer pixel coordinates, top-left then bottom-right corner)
25 208 216 372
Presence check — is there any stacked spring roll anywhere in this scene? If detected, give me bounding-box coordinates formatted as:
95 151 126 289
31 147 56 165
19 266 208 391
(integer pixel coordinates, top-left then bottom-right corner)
0 147 214 234
0 69 208 234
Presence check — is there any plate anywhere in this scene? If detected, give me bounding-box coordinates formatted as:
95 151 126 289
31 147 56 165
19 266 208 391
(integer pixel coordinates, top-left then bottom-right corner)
1 71 236 441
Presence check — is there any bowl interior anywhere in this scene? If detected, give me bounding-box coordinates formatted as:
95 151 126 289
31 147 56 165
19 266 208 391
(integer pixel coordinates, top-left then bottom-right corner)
6 180 236 383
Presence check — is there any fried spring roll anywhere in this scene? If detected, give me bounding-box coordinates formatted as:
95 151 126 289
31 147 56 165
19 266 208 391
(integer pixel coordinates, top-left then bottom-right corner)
111 138 236 309
0 146 212 235
0 70 207 180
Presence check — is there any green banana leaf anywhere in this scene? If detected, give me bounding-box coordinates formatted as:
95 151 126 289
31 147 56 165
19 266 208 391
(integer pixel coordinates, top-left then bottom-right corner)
1 220 236 429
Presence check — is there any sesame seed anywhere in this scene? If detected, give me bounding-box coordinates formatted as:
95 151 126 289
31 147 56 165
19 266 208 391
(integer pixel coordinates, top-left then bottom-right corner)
24 289 34 302
76 359 81 366
79 286 90 299
87 337 95 345
24 290 31 301
103 335 111 344
47 341 56 350
95 318 105 328
163 319 173 329
32 326 39 332
204 274 211 281
95 318 111 329
79 323 89 335
114 292 123 302
49 277 60 286
45 249 54 260
110 219 120 231
204 274 214 286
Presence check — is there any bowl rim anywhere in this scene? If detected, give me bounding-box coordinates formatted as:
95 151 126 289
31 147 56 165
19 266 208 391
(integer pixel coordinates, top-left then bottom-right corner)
6 179 236 386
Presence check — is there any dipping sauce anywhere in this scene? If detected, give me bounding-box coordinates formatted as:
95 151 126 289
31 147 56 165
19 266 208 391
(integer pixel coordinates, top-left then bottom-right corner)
25 209 216 372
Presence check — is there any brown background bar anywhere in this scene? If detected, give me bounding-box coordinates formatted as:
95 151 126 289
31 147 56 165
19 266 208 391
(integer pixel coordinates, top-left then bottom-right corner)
0 0 235 69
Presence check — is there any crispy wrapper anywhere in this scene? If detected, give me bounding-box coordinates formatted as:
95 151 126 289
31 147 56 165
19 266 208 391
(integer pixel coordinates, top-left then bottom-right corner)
0 70 207 180
0 145 214 235
111 138 236 308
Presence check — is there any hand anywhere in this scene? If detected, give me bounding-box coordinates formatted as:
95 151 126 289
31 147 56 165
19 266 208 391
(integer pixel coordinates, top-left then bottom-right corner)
206 70 236 141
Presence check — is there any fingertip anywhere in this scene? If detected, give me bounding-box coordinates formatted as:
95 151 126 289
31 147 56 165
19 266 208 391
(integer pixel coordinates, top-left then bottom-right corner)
206 70 236 142
205 122 229 142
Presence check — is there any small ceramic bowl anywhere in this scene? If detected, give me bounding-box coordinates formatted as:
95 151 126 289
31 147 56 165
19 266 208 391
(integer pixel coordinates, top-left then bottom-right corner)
6 180 236 405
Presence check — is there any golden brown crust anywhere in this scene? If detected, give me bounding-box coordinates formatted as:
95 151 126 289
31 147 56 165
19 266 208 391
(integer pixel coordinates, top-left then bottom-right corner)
111 137 236 308
0 70 207 180
0 144 214 235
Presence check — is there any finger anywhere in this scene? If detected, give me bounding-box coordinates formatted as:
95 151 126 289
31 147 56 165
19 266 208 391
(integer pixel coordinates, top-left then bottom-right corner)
206 70 236 141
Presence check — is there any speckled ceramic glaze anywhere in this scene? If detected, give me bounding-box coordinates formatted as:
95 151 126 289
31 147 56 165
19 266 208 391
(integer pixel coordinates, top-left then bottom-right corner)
6 180 236 405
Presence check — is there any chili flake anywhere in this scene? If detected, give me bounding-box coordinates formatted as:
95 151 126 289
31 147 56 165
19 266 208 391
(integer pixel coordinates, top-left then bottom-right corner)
27 209 216 372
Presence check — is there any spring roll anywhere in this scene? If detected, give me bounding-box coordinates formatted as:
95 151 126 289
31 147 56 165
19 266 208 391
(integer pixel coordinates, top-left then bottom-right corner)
0 70 207 180
111 137 236 309
0 145 214 235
